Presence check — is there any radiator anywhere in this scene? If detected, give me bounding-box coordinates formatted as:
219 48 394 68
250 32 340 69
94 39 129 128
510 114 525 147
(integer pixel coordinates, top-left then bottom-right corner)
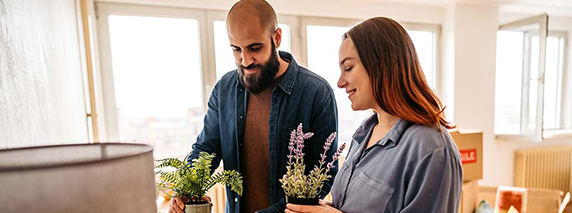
515 146 572 193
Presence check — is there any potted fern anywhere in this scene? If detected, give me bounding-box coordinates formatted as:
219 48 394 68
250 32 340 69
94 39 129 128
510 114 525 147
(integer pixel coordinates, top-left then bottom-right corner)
279 123 345 205
155 152 243 213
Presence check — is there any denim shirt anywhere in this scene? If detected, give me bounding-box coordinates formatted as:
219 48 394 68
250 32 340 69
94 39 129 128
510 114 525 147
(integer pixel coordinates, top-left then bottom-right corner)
187 52 338 213
331 115 462 213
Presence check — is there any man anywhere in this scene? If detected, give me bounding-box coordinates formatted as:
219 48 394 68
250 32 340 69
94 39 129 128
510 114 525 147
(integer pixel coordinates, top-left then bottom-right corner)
170 0 338 212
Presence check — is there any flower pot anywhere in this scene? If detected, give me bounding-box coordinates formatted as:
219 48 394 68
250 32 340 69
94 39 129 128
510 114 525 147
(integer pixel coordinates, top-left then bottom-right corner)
184 202 211 213
286 196 319 205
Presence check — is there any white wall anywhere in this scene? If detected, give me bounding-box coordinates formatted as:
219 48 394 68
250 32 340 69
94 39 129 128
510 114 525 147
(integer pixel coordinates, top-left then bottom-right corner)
0 0 89 148
442 3 503 186
98 0 447 24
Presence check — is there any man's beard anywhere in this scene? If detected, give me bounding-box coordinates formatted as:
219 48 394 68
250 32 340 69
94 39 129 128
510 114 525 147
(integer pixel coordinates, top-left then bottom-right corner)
238 40 280 95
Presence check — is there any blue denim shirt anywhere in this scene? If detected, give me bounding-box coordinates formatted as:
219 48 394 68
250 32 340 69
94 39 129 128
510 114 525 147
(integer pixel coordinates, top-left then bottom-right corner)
188 51 338 213
331 115 462 213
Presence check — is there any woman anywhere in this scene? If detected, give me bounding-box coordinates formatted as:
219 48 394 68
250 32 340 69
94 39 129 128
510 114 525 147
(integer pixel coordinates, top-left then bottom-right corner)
285 17 462 213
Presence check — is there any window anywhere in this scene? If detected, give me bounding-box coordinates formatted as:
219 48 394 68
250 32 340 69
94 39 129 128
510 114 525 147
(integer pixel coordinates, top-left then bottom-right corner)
97 3 208 158
302 18 441 145
306 24 371 145
543 33 567 130
495 14 570 140
96 3 443 156
408 30 438 89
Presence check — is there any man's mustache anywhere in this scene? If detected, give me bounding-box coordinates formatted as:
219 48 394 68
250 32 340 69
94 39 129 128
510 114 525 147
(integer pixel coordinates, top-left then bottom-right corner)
240 63 262 70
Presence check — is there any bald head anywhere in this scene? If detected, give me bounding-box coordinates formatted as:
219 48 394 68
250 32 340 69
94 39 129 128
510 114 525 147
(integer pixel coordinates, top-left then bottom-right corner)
225 0 286 95
227 0 277 35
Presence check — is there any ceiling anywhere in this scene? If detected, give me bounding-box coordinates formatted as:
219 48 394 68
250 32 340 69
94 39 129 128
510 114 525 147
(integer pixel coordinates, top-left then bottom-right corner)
358 0 572 17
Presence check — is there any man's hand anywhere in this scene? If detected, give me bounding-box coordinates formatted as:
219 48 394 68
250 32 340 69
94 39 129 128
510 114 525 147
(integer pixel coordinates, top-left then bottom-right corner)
169 196 188 213
285 200 341 213
169 196 212 213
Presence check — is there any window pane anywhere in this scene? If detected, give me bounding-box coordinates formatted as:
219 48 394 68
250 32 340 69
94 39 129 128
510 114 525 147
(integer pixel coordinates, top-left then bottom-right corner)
408 30 436 88
495 31 525 135
108 15 204 158
529 35 539 132
214 21 290 80
494 21 545 137
306 25 372 146
543 36 564 130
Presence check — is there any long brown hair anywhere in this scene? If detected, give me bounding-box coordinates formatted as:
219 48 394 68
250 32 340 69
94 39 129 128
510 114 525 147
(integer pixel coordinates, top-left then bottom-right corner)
344 17 454 129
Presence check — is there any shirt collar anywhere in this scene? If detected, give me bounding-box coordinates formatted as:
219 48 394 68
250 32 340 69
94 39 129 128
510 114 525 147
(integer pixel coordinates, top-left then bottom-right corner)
234 51 299 95
352 114 412 148
276 51 298 95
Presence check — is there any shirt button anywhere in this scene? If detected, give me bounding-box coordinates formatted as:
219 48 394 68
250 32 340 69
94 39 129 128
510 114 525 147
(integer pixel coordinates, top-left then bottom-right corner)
235 198 238 202
240 115 243 119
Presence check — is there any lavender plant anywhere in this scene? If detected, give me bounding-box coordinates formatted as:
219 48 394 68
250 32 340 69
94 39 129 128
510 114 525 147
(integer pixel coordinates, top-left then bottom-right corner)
279 123 346 199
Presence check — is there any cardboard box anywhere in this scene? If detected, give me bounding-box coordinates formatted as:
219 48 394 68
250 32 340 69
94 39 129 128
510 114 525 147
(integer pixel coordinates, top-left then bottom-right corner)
478 186 563 213
450 130 483 181
459 180 479 213
560 192 571 213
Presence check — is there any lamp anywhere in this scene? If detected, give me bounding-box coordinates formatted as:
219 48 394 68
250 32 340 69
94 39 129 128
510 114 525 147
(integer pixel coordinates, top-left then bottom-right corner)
0 143 157 213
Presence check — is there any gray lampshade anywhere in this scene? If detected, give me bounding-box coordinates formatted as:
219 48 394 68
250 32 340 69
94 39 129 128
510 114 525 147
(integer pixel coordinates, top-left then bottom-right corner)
0 143 157 213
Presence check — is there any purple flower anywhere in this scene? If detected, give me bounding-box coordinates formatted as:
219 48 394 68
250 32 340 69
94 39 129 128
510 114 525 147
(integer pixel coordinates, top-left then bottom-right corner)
337 143 346 153
333 143 346 161
281 124 348 198
327 162 335 169
325 132 336 147
287 130 298 163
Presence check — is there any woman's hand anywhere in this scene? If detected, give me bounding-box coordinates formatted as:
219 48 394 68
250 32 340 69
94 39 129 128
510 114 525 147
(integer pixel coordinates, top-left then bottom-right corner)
285 200 342 213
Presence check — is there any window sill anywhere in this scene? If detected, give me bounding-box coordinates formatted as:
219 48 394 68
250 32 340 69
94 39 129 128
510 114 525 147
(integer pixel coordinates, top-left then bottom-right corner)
543 129 572 139
495 129 572 142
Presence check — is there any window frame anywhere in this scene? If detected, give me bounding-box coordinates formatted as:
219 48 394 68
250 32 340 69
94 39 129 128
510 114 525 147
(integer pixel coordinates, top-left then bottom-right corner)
95 2 210 141
543 31 570 138
299 17 442 95
495 14 572 141
494 14 550 141
94 2 444 144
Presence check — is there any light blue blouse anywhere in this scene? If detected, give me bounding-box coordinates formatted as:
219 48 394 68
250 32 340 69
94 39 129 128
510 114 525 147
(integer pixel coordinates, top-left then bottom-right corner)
331 115 463 213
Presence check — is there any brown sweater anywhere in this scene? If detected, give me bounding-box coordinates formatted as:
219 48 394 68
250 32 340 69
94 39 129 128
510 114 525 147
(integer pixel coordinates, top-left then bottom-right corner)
239 87 273 213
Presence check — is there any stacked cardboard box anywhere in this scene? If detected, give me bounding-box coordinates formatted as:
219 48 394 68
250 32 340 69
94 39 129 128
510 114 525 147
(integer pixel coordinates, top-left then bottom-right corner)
450 130 483 213
450 130 483 182
478 186 562 213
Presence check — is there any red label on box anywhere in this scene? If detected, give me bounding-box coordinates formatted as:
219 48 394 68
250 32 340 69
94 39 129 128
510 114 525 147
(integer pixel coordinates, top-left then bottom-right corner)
460 149 477 164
